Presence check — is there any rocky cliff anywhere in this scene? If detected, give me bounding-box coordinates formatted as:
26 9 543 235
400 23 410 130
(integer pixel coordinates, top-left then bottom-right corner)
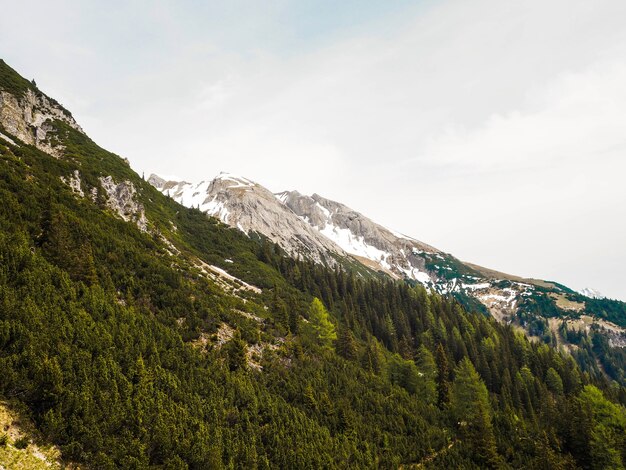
0 79 83 158
148 173 347 264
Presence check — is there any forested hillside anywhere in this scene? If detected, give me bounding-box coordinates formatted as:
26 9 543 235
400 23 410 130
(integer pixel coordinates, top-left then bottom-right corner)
1 59 625 468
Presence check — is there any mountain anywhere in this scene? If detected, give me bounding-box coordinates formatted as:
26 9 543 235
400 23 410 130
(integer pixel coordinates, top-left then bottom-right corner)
2 58 626 468
150 173 626 350
147 172 347 264
276 189 439 282
0 63 83 158
578 287 605 299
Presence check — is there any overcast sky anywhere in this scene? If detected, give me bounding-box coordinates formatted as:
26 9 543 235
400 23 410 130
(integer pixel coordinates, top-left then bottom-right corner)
2 0 626 300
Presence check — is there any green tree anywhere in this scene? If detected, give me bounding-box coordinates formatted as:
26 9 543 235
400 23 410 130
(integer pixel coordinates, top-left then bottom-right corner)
575 385 626 469
546 367 564 395
224 330 248 372
361 339 382 374
416 345 437 404
435 343 450 409
336 324 358 360
450 358 499 468
305 298 337 348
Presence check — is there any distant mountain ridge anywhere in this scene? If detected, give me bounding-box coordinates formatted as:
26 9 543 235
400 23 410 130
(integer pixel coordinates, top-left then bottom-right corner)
148 172 626 351
578 287 605 299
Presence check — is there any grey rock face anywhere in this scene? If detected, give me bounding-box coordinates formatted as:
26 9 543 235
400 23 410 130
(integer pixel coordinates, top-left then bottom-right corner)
277 190 440 281
99 176 148 232
151 173 441 280
149 172 626 344
60 170 85 197
149 173 346 264
0 89 83 158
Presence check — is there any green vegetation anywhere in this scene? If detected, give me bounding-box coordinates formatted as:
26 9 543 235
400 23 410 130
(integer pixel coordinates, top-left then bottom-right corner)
303 297 337 348
518 291 626 385
0 63 625 467
0 59 36 98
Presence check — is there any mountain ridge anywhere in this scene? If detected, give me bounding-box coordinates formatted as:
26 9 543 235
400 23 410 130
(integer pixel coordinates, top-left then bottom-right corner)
1 58 626 468
149 173 625 297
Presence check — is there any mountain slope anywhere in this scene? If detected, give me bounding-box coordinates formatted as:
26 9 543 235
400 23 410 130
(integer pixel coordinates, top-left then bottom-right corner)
150 173 626 360
1 58 626 468
148 172 347 265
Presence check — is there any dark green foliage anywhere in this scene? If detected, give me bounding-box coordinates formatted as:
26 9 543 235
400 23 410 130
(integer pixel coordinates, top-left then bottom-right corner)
416 345 437 404
546 367 564 395
0 59 36 98
335 325 358 360
224 330 248 372
436 343 450 409
0 69 625 467
450 358 499 467
13 436 29 449
561 385 626 469
585 297 626 328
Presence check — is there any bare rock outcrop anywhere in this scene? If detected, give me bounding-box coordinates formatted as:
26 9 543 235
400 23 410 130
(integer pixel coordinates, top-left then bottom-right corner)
150 173 345 264
60 170 85 197
99 176 148 231
277 190 439 282
0 88 83 158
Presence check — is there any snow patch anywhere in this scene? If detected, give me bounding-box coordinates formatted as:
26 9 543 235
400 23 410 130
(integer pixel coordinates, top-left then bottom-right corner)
215 171 255 189
461 282 491 291
0 131 17 146
399 266 432 285
201 195 231 223
274 192 289 204
315 201 331 219
208 264 262 294
479 288 517 305
319 221 392 269
578 287 605 299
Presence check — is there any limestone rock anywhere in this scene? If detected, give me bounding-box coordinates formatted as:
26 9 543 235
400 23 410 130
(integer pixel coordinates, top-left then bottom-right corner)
0 88 83 158
99 176 148 232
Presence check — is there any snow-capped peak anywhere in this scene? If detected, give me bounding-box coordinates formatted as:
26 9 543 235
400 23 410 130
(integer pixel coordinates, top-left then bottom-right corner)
578 287 605 299
214 172 255 189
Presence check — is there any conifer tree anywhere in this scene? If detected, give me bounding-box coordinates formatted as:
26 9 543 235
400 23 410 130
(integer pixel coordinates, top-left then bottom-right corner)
416 345 437 404
436 343 450 409
305 298 337 348
546 367 564 395
450 357 499 468
336 325 358 360
224 330 247 372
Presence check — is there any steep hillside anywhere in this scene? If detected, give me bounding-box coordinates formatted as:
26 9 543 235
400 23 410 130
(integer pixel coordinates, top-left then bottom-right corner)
150 173 626 383
0 400 78 469
1 58 626 468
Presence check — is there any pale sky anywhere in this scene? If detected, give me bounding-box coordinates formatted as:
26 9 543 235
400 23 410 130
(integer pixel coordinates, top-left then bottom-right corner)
2 0 626 300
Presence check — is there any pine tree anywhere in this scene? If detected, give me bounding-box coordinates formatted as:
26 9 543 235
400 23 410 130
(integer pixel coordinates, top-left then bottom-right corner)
416 345 437 404
450 357 499 468
361 339 382 374
435 343 450 409
573 385 626 469
224 330 247 372
336 325 358 360
546 367 564 395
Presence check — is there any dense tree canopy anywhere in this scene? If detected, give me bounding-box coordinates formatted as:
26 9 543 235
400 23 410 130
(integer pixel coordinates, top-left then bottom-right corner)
0 110 625 468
